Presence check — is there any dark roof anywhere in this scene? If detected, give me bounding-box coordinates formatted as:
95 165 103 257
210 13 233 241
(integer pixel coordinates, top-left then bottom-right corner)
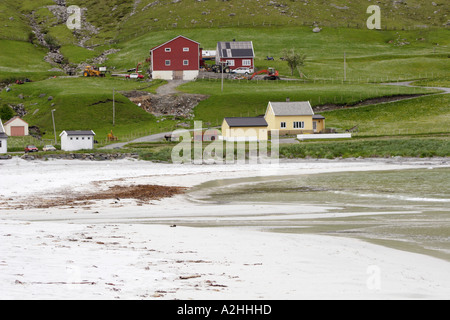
0 133 8 139
224 117 268 127
217 41 254 58
62 130 96 136
313 114 326 119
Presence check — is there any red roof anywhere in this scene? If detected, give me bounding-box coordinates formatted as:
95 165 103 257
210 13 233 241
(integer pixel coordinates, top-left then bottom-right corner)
4 116 29 126
150 35 200 52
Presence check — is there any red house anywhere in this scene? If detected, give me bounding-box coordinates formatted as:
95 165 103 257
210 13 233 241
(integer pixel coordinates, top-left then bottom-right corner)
215 41 255 72
150 35 201 81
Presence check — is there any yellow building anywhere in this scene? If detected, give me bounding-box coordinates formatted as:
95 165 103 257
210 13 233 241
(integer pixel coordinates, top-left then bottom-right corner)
220 101 326 141
265 101 325 135
221 117 268 141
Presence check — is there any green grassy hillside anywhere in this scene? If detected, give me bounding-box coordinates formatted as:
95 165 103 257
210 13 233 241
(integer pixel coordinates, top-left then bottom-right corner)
0 77 169 143
178 79 441 127
107 26 449 81
0 0 448 150
1 0 449 44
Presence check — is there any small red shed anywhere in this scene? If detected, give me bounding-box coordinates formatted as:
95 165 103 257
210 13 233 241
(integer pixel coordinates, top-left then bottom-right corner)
150 35 201 81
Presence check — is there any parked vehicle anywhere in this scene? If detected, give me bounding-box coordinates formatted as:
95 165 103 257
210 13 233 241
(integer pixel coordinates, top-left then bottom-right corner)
43 145 57 152
250 67 280 80
126 73 144 79
24 145 39 153
232 67 254 75
211 64 231 73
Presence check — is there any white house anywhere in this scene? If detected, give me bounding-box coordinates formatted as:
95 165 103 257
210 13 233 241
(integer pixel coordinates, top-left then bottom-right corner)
0 119 8 154
4 116 29 136
60 130 95 151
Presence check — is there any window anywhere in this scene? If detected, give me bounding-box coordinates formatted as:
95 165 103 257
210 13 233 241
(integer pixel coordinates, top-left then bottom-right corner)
165 60 171 66
183 60 189 66
242 59 251 66
76 137 79 140
82 137 85 140
280 122 286 128
293 121 305 129
165 48 171 52
88 137 91 140
183 47 190 52
0 141 2 148
70 137 73 140
226 60 235 67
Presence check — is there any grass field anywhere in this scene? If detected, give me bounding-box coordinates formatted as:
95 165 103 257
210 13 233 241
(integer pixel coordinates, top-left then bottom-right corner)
106 27 450 80
0 77 174 143
0 40 63 84
0 1 448 158
323 94 450 136
178 79 440 127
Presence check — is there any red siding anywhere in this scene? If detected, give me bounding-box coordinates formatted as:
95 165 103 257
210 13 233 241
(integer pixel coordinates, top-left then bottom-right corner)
220 57 254 70
152 36 200 71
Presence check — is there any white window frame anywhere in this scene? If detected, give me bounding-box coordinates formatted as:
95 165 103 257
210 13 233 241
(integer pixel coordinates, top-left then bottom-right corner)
165 48 171 52
165 60 171 66
242 59 251 66
226 60 235 67
183 60 189 66
293 121 305 129
280 122 286 129
183 47 190 52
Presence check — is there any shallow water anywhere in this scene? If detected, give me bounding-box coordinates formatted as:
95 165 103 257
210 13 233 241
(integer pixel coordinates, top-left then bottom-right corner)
190 168 450 261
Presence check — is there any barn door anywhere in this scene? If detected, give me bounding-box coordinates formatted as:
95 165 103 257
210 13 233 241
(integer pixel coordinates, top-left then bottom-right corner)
173 70 183 80
11 126 25 136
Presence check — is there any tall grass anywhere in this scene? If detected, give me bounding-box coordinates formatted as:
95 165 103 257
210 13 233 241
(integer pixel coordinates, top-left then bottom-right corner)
280 137 450 159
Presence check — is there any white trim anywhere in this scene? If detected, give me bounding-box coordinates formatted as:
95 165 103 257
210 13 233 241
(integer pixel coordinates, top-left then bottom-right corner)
297 133 352 141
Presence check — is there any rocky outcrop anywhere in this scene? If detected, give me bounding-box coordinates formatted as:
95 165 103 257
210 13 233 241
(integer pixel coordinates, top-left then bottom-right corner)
20 153 140 161
122 90 208 119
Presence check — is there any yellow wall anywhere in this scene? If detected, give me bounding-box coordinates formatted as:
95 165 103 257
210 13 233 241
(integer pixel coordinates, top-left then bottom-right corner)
265 105 314 134
315 119 326 133
222 120 268 140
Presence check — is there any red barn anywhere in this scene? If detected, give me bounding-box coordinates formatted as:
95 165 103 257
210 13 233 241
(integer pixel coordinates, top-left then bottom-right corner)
150 35 201 81
215 41 255 72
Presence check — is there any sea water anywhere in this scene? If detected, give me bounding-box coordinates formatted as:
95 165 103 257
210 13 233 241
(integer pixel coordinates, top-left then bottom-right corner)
191 168 450 261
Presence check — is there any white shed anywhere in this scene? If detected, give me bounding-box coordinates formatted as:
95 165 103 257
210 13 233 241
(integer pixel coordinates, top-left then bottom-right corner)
60 130 96 151
4 117 29 136
0 119 8 154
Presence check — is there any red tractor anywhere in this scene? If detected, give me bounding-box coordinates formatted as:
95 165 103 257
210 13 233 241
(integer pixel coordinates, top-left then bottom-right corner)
250 67 280 80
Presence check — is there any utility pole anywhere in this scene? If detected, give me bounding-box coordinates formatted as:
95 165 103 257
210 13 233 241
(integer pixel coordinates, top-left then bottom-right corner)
113 88 115 127
51 109 56 145
221 62 224 92
220 61 228 93
344 52 347 82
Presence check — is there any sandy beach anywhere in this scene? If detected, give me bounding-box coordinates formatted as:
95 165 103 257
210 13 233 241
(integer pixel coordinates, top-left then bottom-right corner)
0 157 449 300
